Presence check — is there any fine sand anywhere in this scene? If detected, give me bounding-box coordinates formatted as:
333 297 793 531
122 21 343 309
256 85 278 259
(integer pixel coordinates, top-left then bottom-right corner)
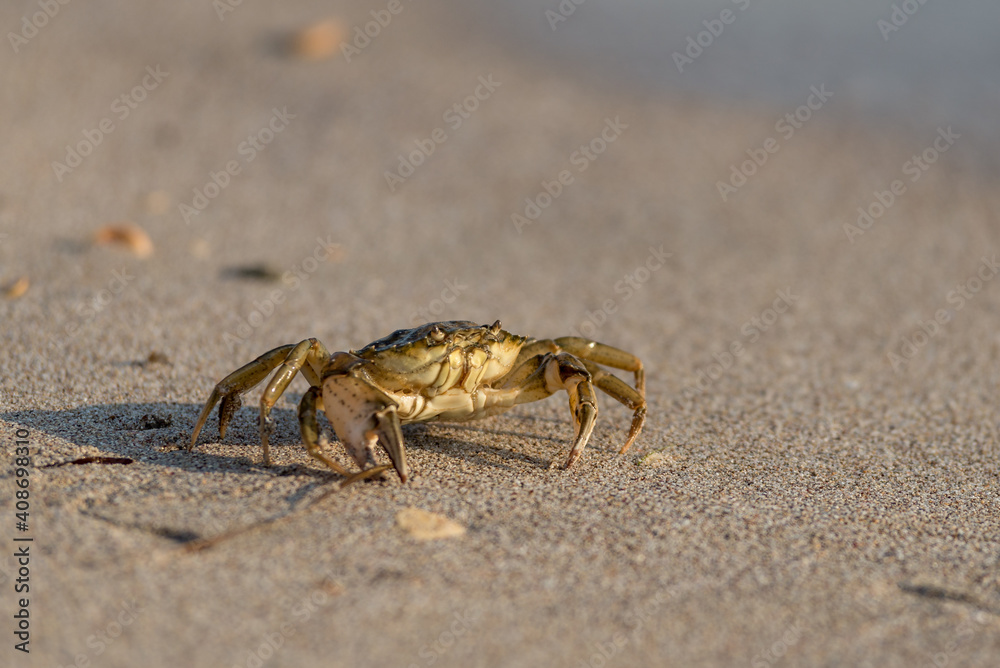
2 2 999 666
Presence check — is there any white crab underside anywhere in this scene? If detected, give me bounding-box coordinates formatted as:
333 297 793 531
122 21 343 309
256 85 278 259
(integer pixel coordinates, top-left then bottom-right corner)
323 379 521 426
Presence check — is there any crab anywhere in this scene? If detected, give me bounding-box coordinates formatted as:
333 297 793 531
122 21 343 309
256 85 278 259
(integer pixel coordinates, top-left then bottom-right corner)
189 320 646 485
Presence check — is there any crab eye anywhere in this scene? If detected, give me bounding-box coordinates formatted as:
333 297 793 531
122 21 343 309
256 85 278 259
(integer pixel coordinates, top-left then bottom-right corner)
490 320 502 334
429 327 445 343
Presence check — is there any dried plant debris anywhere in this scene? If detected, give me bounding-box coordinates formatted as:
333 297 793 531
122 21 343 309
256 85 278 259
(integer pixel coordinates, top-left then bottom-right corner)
94 223 154 258
396 507 466 540
898 582 1000 615
153 527 201 543
41 457 134 468
3 275 29 299
138 414 173 430
137 351 171 366
220 264 283 281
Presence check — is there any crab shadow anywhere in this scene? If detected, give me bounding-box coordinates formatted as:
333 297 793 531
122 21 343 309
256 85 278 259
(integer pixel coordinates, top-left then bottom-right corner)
1 401 564 478
396 420 564 473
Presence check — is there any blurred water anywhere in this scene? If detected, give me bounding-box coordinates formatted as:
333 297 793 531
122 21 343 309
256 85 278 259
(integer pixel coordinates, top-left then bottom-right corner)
461 0 1000 149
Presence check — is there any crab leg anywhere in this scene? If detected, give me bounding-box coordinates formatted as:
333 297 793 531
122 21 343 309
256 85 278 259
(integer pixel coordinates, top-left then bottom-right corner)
257 338 330 465
515 337 645 396
577 360 646 454
298 387 392 486
553 337 645 397
503 352 599 469
507 339 647 453
189 343 297 452
189 339 330 461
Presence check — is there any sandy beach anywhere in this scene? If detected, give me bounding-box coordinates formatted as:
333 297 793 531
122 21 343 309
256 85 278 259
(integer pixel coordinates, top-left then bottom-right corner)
2 1 999 666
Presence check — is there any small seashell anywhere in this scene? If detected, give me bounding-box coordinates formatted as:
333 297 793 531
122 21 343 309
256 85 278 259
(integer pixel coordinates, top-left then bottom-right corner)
3 275 29 299
637 447 681 468
397 507 466 540
94 223 154 258
290 20 346 60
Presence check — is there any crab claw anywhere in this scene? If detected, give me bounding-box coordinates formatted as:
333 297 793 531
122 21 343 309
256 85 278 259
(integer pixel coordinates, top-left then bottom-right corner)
372 405 407 483
323 365 409 483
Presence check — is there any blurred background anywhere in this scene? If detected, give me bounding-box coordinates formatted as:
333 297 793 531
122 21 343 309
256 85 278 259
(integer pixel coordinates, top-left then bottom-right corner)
463 0 1000 152
4 0 998 349
4 0 997 379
